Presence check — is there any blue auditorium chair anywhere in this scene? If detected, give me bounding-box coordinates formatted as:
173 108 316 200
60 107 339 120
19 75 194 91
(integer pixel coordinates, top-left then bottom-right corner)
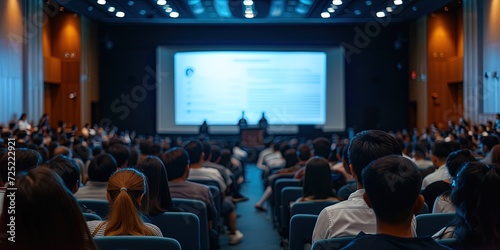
93 236 181 250
289 214 318 250
172 198 210 250
416 213 455 237
149 212 201 250
78 200 109 219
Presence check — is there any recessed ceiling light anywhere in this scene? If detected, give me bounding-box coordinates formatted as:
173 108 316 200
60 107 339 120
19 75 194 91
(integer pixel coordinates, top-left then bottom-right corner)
139 9 146 15
157 0 167 6
245 13 254 18
386 7 393 12
127 1 134 6
365 0 372 6
165 7 173 12
412 6 417 11
97 0 106 5
88 6 93 11
332 0 342 5
245 8 253 14
108 6 115 12
169 11 179 18
116 11 125 17
354 9 361 15
321 12 330 18
394 0 403 5
327 7 335 13
376 11 385 17
243 0 253 5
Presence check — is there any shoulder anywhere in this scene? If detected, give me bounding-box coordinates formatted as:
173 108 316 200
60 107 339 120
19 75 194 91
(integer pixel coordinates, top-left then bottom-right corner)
145 223 163 236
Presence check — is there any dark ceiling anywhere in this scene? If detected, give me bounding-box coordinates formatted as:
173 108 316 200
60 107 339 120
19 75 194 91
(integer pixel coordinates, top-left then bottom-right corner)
56 0 455 24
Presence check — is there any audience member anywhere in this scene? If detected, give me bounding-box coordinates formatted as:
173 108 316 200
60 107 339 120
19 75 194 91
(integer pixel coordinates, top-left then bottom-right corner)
491 144 500 164
44 154 81 193
106 143 130 168
341 155 450 250
75 153 117 200
297 157 339 202
480 135 500 164
0 148 42 186
412 142 433 170
87 168 162 236
434 162 500 249
135 156 179 215
429 150 476 213
312 130 404 241
0 167 97 250
184 140 226 193
422 141 454 188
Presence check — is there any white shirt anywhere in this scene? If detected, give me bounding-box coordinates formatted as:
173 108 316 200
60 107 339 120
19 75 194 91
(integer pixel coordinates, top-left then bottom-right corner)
312 189 416 242
414 159 434 170
312 189 376 242
262 151 285 169
433 195 456 214
188 167 226 191
256 147 273 170
422 165 450 189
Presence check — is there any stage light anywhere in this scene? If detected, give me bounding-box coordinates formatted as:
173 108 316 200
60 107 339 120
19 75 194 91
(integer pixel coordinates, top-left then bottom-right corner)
116 11 125 17
321 12 330 18
376 11 385 17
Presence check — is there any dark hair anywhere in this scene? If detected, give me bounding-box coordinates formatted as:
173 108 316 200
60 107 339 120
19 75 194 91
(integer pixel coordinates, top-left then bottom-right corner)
284 149 299 168
219 149 231 168
413 142 428 159
312 137 331 158
431 141 454 160
87 153 118 182
73 144 91 163
302 157 335 200
139 140 153 155
362 155 422 224
446 150 477 178
161 147 189 180
202 141 212 161
0 167 97 250
136 156 174 215
297 144 312 162
480 135 500 153
183 140 203 164
348 130 402 185
450 162 500 248
0 148 42 184
44 154 80 192
106 144 130 167
210 145 221 162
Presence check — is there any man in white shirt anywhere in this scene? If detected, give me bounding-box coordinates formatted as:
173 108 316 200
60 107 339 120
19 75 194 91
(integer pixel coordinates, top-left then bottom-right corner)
312 130 404 242
421 141 454 189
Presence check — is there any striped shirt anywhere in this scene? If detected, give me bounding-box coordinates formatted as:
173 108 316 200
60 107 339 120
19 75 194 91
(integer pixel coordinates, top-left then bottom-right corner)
87 220 163 237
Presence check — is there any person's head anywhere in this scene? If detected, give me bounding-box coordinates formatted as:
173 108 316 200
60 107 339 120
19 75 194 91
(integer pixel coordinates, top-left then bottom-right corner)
312 137 331 158
0 148 42 185
139 140 153 155
106 143 130 168
53 146 72 158
302 157 335 199
412 142 428 160
44 154 81 193
480 135 500 154
105 168 154 236
219 148 232 167
297 144 312 162
348 130 402 186
446 149 477 178
431 141 454 166
202 141 212 161
0 167 96 250
136 156 173 216
210 145 221 163
183 140 204 164
161 147 190 181
87 153 118 182
19 113 27 121
450 162 500 248
362 155 424 225
491 145 500 165
283 149 299 168
73 144 91 163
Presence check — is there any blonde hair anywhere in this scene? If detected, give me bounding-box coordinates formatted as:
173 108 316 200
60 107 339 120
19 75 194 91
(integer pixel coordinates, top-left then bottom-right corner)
105 168 154 236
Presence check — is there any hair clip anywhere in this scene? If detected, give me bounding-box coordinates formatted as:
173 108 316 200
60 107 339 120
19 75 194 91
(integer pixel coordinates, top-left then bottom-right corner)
120 187 128 192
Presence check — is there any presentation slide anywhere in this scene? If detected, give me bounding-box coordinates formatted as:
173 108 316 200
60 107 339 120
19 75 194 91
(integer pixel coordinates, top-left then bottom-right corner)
174 51 326 125
156 46 345 134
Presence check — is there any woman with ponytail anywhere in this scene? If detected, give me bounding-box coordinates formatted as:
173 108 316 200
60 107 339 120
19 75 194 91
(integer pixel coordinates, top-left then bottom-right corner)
86 168 163 236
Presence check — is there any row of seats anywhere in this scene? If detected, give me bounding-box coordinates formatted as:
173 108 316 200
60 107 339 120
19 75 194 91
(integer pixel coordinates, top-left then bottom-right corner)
269 178 453 250
288 213 457 250
79 198 209 250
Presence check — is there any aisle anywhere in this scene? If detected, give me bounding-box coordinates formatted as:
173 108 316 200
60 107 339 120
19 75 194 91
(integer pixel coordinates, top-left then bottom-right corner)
219 164 281 250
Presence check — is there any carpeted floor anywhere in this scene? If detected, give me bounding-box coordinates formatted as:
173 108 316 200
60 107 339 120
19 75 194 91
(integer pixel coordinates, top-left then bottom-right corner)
219 164 281 250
